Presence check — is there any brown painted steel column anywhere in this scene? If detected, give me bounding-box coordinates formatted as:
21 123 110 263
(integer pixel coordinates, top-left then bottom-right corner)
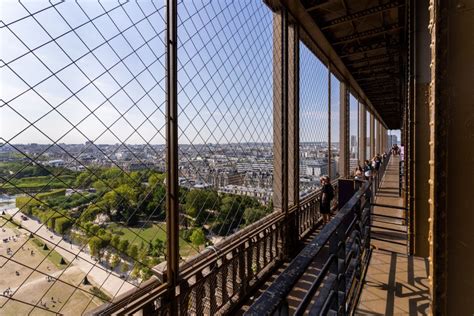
272 9 287 215
359 102 366 165
339 82 349 178
327 65 332 179
413 0 430 258
166 0 179 313
273 9 297 259
288 22 299 208
287 21 299 255
369 112 375 158
429 0 474 314
375 120 380 155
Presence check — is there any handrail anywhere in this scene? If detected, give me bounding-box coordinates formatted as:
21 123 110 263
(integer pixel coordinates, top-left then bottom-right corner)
245 155 390 316
294 254 336 316
244 181 372 315
88 179 339 315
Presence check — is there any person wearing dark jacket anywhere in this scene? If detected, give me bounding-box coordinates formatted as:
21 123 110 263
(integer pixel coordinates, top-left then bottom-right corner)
319 175 335 224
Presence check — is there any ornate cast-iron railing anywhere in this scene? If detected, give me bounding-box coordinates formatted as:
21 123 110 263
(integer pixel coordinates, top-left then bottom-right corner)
244 158 390 316
245 180 372 316
87 181 338 315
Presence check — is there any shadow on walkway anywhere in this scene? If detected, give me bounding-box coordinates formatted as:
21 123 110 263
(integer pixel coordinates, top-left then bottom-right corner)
357 156 430 315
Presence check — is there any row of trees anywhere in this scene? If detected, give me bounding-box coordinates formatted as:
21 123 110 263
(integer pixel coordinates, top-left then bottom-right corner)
183 189 271 235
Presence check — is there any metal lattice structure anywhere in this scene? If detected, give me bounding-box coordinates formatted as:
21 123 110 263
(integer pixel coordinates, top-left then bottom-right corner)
1 1 172 314
299 42 329 196
1 1 396 315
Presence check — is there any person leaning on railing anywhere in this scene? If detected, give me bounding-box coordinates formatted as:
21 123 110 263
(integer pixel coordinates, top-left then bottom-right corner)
363 160 373 180
319 175 335 225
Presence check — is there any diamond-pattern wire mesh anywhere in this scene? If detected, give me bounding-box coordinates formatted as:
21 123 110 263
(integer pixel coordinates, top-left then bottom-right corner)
1 1 276 314
330 74 340 179
0 1 183 314
299 43 329 196
176 0 273 254
0 1 279 314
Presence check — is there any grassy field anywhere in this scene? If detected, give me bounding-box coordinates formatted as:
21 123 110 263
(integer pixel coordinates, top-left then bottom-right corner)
109 223 198 258
1 175 75 190
30 238 69 269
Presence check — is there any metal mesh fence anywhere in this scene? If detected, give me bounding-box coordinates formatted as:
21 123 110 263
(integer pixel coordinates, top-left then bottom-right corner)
0 1 274 314
0 1 372 314
330 74 340 179
299 43 329 196
349 94 358 174
1 1 170 314
175 0 273 258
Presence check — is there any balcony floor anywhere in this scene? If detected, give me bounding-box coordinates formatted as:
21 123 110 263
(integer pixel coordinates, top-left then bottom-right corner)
356 156 430 315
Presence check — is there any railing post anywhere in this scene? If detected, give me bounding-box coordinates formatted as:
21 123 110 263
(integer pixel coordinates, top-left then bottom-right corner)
337 221 347 314
166 0 179 314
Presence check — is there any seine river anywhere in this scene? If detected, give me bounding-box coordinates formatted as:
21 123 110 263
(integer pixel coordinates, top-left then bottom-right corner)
0 194 16 212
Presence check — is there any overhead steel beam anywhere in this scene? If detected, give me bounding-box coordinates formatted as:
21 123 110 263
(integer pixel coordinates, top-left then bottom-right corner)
265 0 388 128
333 23 402 45
363 83 400 88
339 43 400 58
321 0 404 29
305 0 335 12
346 52 400 67
354 74 397 81
365 92 400 97
354 64 399 74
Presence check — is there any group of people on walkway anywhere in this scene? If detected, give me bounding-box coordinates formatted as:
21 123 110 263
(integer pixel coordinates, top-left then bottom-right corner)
391 144 400 156
316 151 391 226
354 153 388 181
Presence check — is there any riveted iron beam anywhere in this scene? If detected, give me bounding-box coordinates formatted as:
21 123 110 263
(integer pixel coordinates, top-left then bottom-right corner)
369 98 401 103
305 0 336 12
321 0 404 29
339 43 400 58
333 23 402 45
354 75 397 81
346 52 400 67
367 92 400 97
353 64 399 74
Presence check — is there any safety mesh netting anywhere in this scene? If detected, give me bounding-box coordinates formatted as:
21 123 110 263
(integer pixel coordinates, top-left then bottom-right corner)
0 1 273 314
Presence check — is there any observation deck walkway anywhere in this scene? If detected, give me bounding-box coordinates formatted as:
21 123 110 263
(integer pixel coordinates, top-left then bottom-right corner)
356 156 430 315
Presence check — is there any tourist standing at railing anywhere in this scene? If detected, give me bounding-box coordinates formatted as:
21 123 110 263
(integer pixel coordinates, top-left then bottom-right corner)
373 155 381 174
319 175 335 225
354 165 364 181
363 160 373 180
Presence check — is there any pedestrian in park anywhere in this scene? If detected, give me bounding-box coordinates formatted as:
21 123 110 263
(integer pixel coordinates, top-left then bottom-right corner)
319 175 335 225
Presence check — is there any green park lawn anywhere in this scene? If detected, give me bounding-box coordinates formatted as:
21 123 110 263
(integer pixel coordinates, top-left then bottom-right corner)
30 237 69 269
108 223 198 258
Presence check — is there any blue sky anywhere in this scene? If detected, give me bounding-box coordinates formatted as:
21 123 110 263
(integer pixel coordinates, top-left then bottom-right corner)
1 0 358 145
